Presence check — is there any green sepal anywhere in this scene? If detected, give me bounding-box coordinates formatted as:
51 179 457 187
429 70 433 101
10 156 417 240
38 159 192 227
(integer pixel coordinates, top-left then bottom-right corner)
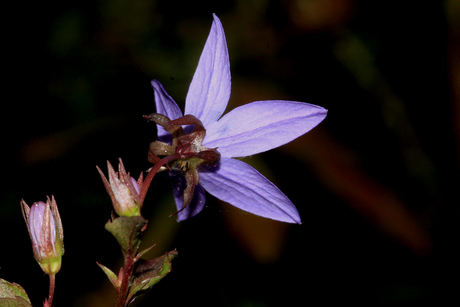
97 262 119 290
0 279 32 307
133 244 156 263
105 216 148 255
125 249 178 304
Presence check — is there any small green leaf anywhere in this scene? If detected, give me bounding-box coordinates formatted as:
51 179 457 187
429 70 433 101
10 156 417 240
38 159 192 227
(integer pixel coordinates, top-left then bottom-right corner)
126 249 178 304
97 262 119 290
0 297 33 307
134 244 156 263
0 279 32 307
105 216 147 254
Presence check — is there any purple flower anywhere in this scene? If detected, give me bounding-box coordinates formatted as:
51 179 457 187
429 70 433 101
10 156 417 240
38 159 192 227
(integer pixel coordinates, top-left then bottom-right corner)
21 196 64 275
149 14 327 223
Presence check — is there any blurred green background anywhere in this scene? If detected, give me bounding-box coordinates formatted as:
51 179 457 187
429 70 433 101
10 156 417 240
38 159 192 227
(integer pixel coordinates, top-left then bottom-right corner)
2 0 459 306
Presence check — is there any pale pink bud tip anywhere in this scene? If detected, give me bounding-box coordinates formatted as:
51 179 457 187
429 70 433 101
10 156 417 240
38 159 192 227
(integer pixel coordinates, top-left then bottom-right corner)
29 201 56 248
130 176 140 195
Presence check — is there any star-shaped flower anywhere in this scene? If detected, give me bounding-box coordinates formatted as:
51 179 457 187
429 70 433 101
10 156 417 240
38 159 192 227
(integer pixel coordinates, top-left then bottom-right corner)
148 14 327 223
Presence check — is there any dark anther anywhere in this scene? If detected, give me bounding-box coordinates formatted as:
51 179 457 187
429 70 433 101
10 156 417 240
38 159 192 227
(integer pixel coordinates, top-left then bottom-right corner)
171 161 190 173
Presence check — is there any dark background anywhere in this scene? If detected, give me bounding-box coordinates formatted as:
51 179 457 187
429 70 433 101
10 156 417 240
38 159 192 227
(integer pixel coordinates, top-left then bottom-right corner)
2 0 459 306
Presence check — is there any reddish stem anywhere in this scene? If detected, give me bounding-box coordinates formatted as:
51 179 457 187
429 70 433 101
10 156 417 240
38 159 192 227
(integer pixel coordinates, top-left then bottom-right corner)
114 250 135 307
139 154 180 202
115 154 179 307
46 274 55 307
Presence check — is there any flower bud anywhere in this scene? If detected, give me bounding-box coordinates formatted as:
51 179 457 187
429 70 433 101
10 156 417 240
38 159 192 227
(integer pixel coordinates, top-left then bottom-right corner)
21 196 64 275
97 158 144 217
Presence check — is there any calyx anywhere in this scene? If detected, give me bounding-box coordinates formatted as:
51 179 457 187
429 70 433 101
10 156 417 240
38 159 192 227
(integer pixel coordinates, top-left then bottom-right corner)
145 114 220 215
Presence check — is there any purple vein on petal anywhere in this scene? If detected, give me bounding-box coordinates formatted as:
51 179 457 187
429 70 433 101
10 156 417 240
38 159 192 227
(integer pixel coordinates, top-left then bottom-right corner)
204 100 327 158
185 14 231 127
199 158 301 223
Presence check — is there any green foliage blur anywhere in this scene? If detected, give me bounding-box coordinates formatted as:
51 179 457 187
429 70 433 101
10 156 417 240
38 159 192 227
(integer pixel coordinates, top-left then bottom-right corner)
2 0 459 306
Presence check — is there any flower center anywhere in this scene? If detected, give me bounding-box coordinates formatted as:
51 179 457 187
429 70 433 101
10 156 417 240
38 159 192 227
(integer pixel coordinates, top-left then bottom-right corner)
145 113 221 215
145 113 221 170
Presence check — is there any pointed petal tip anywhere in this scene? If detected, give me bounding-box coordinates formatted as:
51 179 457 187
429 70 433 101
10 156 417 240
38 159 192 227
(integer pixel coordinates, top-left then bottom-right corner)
261 209 302 224
265 210 302 224
212 13 222 24
317 105 328 117
151 79 183 130
150 79 162 88
200 158 302 224
204 100 328 158
185 11 231 127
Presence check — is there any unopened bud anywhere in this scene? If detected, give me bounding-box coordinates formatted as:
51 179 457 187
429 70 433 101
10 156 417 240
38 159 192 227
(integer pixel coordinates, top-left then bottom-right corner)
97 158 144 217
21 196 64 275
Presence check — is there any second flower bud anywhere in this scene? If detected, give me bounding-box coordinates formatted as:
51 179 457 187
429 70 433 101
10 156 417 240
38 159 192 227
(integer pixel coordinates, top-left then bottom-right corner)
97 158 144 217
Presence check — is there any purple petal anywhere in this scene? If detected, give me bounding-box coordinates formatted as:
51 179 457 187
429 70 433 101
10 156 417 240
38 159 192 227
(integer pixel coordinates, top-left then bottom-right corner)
204 100 327 158
29 202 46 246
29 201 56 246
152 80 183 142
185 14 231 127
130 176 140 195
199 158 301 223
169 172 207 222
